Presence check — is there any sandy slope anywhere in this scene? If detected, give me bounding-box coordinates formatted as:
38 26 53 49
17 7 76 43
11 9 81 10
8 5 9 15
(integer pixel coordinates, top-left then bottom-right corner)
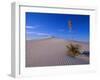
26 38 89 67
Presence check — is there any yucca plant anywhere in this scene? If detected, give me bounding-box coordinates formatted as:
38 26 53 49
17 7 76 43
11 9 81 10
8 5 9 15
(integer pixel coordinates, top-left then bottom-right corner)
66 44 81 57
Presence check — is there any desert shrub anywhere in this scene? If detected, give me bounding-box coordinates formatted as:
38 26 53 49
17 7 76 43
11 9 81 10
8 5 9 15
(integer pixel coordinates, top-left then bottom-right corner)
82 51 89 56
66 44 81 57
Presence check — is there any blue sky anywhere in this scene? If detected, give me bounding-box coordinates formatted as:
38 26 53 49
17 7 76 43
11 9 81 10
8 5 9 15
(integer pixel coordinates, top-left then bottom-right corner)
26 12 89 42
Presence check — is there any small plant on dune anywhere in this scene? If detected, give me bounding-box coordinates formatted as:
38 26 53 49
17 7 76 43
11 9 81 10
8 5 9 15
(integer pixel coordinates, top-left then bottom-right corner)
66 44 81 57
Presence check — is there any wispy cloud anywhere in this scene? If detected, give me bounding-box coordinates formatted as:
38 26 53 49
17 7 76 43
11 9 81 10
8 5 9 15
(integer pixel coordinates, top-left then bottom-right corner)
26 26 34 29
36 32 50 36
26 31 50 36
26 25 39 29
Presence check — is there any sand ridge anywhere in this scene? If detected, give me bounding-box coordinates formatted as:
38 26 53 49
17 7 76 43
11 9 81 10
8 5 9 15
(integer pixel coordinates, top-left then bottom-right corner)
26 38 89 67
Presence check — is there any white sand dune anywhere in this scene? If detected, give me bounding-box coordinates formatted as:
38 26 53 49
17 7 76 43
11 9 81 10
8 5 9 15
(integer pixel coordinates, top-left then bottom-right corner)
26 38 89 67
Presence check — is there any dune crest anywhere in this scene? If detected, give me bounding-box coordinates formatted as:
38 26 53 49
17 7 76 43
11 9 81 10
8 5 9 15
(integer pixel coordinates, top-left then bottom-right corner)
26 38 89 67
